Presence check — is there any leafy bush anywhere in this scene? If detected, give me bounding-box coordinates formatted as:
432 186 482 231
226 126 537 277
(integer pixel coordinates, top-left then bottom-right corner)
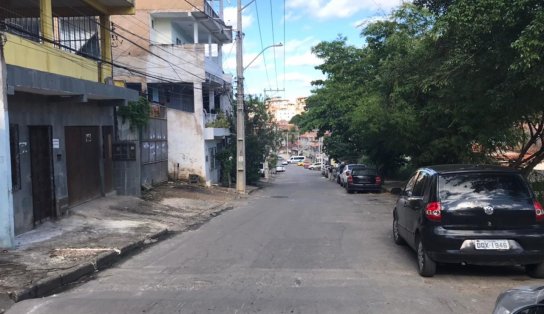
117 96 151 131
205 112 231 128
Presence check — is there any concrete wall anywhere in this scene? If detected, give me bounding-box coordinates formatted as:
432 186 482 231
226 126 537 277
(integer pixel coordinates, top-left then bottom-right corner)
4 34 100 83
8 92 113 235
167 83 206 182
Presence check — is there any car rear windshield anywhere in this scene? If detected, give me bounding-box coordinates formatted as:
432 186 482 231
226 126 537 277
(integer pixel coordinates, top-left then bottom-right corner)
438 172 531 201
351 168 377 176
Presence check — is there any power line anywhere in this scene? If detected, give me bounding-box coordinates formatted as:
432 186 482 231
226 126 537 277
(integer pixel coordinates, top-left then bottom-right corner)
283 0 286 98
254 0 272 90
268 0 279 90
1 21 205 98
0 2 235 99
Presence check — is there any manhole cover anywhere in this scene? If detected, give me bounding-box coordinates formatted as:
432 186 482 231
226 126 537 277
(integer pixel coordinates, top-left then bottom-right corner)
271 196 288 199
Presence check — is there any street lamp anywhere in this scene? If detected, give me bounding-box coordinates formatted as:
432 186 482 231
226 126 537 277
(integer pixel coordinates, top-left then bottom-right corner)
244 43 283 71
236 0 283 194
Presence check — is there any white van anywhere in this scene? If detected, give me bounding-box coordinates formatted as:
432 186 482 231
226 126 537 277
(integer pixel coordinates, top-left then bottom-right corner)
289 156 306 164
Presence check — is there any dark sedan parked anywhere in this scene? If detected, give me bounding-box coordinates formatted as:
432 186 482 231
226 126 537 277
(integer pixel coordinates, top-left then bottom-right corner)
392 164 544 277
344 167 382 194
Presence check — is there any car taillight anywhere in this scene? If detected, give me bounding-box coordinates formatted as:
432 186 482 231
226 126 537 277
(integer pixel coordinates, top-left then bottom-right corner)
425 202 442 222
535 200 544 222
375 176 382 185
347 175 353 183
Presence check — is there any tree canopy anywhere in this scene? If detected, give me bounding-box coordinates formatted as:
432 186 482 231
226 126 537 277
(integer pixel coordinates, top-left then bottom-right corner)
294 0 544 176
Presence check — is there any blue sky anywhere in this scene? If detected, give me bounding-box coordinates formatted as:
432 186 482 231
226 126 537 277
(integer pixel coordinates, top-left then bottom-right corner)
221 0 403 101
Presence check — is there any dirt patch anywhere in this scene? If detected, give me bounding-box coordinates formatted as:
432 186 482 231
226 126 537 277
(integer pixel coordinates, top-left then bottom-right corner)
142 181 237 203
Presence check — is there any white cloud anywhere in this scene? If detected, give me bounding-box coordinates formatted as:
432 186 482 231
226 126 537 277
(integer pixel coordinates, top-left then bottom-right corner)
286 51 322 67
352 15 389 28
284 72 315 84
223 6 254 28
287 0 400 20
283 37 320 53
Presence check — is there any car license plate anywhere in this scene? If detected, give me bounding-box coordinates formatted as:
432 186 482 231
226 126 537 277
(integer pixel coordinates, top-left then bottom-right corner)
474 240 509 250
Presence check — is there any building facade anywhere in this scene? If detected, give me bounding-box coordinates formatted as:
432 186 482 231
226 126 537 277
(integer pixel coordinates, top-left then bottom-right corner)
111 0 233 186
267 97 306 123
1 0 139 241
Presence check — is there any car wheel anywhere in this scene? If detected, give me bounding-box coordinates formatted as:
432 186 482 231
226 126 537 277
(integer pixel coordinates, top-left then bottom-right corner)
526 263 544 278
345 185 354 194
416 236 436 277
392 213 404 245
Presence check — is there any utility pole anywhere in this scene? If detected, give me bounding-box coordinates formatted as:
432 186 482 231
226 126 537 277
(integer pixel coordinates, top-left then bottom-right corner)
235 0 246 194
0 33 14 248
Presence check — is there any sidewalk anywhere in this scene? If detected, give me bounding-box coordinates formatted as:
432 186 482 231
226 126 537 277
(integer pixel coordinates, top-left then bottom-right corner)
381 180 405 193
0 181 248 313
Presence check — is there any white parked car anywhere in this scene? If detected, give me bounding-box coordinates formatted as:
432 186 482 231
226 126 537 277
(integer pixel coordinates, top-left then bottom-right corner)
275 164 286 172
308 162 322 170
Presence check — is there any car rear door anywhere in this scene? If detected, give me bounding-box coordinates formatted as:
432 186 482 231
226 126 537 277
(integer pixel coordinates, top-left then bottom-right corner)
396 172 420 240
439 172 536 230
405 172 431 237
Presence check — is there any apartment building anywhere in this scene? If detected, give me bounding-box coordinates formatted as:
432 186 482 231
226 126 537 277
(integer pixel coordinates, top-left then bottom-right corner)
267 97 306 123
111 0 233 186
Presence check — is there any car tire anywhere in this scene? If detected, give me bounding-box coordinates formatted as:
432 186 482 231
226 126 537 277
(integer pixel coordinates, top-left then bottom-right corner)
526 263 544 278
392 213 404 245
345 185 354 194
416 236 436 277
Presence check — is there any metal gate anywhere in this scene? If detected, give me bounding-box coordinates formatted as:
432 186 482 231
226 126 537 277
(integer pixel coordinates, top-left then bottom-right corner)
29 126 55 224
140 104 168 186
65 126 100 205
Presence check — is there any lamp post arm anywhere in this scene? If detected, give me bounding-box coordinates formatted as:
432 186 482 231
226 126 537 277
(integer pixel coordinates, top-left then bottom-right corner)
244 43 283 71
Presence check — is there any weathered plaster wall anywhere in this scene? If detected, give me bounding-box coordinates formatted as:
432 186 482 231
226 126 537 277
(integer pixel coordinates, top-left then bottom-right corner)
8 93 112 235
167 83 206 182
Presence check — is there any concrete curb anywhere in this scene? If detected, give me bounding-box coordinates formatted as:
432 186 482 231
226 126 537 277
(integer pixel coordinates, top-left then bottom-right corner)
5 228 169 304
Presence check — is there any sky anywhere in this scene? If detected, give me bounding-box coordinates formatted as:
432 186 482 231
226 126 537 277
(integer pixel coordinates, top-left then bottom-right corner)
220 0 404 102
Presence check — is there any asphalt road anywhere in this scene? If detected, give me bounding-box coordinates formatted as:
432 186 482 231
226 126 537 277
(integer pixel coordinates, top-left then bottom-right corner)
8 166 540 313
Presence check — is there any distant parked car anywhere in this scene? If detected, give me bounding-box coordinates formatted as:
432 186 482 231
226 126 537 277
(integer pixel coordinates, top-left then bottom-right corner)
275 163 285 172
289 156 305 164
339 164 366 186
335 163 346 184
281 160 288 165
308 162 321 170
344 168 382 194
392 164 544 278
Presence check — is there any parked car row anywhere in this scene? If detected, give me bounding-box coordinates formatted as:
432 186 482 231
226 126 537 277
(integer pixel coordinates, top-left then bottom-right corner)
323 163 383 194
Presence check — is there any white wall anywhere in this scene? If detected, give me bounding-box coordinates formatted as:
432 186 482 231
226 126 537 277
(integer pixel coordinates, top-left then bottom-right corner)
151 18 173 44
167 83 206 182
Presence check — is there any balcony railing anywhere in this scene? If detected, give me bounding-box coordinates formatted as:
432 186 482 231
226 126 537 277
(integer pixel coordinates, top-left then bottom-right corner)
204 1 220 20
1 15 101 59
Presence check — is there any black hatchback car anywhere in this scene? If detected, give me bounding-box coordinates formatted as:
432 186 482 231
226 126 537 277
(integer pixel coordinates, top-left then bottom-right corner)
344 167 382 194
392 165 544 277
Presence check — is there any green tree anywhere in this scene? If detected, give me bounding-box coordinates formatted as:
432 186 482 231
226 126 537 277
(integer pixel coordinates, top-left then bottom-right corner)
296 1 544 176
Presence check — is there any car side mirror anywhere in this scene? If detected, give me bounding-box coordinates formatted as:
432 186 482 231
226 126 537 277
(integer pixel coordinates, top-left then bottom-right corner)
390 188 402 195
513 304 544 314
